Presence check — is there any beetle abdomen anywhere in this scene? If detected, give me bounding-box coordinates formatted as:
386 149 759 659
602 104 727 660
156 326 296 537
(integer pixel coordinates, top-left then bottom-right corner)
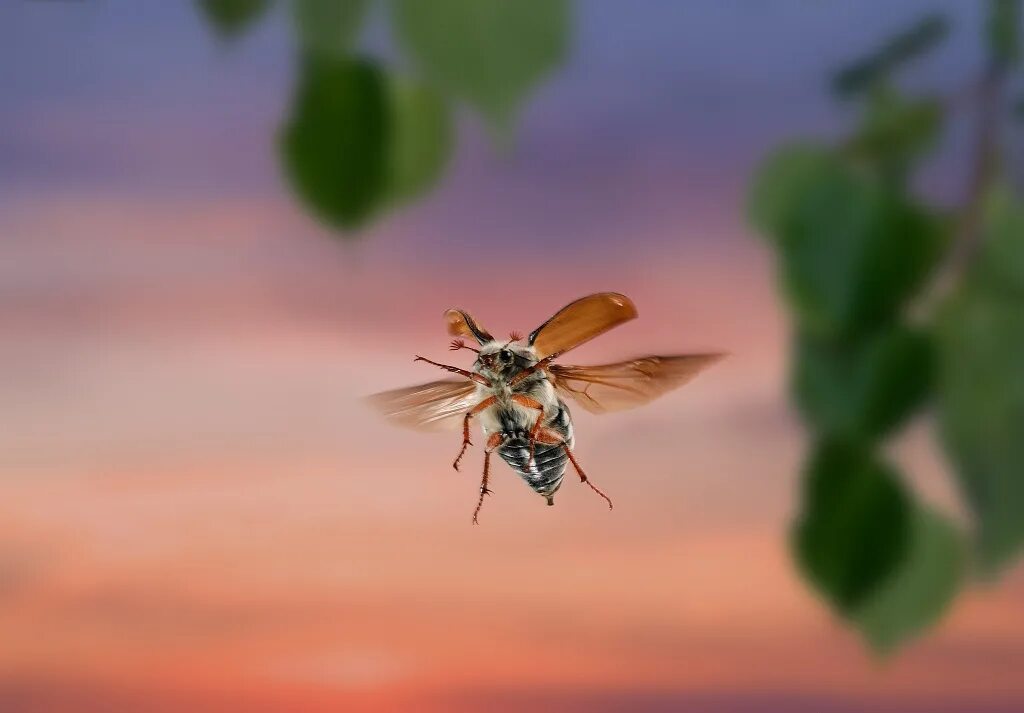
497 400 574 504
498 438 568 500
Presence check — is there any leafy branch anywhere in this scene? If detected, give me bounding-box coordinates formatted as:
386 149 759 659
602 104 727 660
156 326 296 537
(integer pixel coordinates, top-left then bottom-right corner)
750 0 1024 654
196 0 569 233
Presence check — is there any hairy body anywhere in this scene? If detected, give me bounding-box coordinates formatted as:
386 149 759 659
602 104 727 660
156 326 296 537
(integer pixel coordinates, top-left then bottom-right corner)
470 341 574 505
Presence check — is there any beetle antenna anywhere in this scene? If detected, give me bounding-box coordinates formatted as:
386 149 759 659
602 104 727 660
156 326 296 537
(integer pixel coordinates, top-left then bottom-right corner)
509 330 523 341
449 338 479 353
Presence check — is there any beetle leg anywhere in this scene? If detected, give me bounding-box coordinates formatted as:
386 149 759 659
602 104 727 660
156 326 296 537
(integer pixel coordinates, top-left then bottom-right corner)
473 432 507 525
414 355 490 386
484 431 506 453
508 350 564 386
534 427 613 510
453 396 497 471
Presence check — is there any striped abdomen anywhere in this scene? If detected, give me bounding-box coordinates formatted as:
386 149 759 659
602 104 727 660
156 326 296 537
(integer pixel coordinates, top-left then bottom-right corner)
497 400 574 505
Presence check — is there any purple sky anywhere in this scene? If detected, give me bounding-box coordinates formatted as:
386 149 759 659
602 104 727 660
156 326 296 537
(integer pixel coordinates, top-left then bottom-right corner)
1 0 982 257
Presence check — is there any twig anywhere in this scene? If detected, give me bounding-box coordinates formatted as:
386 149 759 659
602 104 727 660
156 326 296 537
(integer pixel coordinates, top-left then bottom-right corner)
952 61 1006 268
919 60 1008 310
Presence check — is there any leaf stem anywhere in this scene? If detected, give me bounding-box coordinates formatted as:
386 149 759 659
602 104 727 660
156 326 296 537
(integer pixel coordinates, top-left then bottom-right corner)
953 60 1007 268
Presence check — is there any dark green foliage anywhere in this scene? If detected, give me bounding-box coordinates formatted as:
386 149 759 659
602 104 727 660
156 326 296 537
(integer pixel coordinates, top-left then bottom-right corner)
793 326 932 441
793 440 911 613
748 143 833 238
279 57 390 230
386 77 454 205
938 187 1024 576
973 186 1024 294
202 0 567 233
752 7 1024 653
195 0 270 40
849 87 943 177
277 55 455 232
833 14 949 97
292 0 370 58
854 505 964 655
392 0 569 133
752 147 946 338
755 114 959 650
938 286 1024 576
758 94 963 651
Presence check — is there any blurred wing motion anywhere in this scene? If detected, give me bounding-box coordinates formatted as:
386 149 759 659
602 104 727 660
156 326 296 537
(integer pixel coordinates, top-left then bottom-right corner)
550 354 724 414
528 292 638 359
444 308 494 345
366 379 478 431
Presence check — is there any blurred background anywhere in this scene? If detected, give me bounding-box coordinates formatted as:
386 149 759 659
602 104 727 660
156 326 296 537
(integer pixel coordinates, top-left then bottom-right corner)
2 1 1024 711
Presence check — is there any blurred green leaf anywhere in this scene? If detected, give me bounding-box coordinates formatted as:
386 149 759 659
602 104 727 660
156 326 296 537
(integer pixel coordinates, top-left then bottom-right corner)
975 185 1024 292
938 188 1024 576
987 0 1021 65
794 439 912 613
854 506 965 655
386 76 453 205
939 289 1024 577
793 325 932 441
849 87 943 176
279 56 389 231
833 14 949 97
196 0 270 40
761 151 946 338
293 0 370 58
748 142 834 238
392 0 568 134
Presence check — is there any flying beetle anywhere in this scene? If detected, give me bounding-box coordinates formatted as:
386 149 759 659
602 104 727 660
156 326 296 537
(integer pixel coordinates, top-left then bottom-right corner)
369 293 722 523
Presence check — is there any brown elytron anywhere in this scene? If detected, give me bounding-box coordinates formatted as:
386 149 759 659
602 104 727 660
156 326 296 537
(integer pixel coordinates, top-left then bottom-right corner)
368 293 723 522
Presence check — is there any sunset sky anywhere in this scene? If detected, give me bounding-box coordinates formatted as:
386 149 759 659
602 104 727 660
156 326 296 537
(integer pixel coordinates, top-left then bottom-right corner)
2 1 1023 711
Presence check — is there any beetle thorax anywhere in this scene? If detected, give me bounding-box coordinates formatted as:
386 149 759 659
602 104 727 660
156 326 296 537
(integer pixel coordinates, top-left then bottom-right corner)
473 340 538 382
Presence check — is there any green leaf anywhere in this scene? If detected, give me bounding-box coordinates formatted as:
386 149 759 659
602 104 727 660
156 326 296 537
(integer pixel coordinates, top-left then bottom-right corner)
938 190 1024 576
196 0 271 40
748 143 835 239
392 0 568 133
849 87 943 176
793 325 932 441
386 76 453 205
854 506 965 655
833 14 949 97
975 185 1024 293
938 288 1024 577
292 0 370 58
793 439 912 613
987 0 1021 65
279 56 389 231
769 154 946 338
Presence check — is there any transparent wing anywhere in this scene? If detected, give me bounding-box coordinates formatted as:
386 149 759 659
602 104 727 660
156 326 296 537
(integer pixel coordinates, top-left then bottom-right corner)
528 293 638 359
550 354 723 414
366 379 479 431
